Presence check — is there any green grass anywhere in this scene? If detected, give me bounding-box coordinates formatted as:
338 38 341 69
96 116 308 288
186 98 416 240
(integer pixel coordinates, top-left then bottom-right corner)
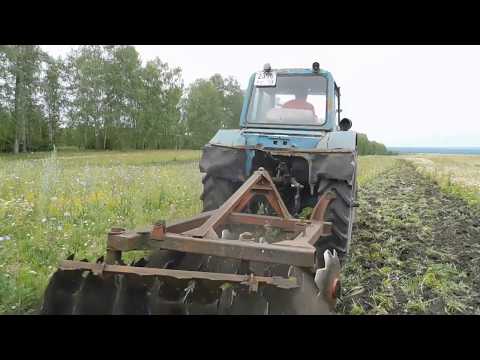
0 149 201 167
0 150 202 314
357 156 400 186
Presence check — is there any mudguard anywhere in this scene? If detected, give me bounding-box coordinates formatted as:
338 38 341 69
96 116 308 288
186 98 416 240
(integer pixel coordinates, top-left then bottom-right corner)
316 130 357 151
208 129 357 152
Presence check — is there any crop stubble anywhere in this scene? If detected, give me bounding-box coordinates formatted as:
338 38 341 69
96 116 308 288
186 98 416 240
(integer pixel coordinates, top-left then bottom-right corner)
339 160 480 314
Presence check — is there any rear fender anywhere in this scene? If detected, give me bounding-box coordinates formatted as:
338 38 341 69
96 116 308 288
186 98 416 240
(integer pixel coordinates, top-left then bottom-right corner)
200 144 247 182
201 130 358 190
316 131 357 151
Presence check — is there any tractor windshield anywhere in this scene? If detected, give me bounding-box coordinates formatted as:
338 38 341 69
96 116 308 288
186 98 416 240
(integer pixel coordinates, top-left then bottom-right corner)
246 75 327 126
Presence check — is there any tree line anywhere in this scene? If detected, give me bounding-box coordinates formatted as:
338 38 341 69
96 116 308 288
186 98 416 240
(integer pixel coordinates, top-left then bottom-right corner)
357 133 395 155
0 45 243 153
0 45 391 154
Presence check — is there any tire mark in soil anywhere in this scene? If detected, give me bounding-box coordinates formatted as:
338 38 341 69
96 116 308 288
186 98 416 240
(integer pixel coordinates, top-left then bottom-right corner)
338 160 480 314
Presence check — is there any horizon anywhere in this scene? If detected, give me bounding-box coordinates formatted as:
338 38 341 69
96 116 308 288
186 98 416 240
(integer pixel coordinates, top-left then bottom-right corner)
388 145 480 148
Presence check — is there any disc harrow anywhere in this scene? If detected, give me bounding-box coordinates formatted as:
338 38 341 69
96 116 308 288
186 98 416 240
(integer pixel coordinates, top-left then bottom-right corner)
41 168 341 315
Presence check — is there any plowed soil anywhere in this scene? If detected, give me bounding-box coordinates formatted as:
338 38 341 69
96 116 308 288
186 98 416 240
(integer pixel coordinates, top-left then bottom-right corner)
338 160 480 314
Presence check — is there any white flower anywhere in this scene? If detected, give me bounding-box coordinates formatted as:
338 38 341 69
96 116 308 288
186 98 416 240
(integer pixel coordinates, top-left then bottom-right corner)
41 218 47 223
51 196 58 201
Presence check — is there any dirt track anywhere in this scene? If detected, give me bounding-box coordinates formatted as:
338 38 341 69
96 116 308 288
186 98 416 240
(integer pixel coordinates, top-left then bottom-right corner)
338 160 480 314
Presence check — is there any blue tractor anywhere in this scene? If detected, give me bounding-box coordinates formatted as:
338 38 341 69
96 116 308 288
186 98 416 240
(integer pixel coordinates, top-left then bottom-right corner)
200 62 358 263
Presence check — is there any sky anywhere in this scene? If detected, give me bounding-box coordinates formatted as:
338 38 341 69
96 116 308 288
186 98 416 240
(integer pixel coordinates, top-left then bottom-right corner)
41 45 480 147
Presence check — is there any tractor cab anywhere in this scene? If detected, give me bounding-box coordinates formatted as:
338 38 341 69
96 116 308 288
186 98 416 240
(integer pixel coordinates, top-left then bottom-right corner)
240 63 346 132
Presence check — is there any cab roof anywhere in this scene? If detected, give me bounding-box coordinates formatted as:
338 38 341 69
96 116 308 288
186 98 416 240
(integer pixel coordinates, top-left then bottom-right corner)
259 67 332 77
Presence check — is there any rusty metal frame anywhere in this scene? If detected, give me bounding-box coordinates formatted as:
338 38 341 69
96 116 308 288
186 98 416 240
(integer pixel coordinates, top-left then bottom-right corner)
106 169 332 267
62 168 334 284
59 260 299 290
184 167 291 238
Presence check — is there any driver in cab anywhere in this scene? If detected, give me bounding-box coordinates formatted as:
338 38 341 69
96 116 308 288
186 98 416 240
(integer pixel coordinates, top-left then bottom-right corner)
282 88 315 114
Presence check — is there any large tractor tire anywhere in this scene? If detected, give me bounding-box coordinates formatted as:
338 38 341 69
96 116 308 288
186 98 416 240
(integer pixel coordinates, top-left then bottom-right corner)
316 177 357 263
201 175 238 211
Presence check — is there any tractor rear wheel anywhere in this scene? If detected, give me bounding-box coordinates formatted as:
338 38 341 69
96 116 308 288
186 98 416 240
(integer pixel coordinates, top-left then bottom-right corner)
316 177 357 263
200 175 238 211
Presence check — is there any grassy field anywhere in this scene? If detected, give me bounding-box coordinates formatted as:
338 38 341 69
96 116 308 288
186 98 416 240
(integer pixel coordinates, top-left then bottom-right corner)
357 155 399 186
403 155 480 207
0 150 202 314
1 151 478 315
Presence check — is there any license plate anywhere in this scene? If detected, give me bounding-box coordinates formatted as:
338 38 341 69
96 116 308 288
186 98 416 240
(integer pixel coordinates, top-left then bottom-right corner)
254 71 277 87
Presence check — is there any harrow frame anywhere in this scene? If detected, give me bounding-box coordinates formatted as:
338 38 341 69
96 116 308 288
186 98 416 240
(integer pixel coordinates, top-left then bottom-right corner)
58 168 337 294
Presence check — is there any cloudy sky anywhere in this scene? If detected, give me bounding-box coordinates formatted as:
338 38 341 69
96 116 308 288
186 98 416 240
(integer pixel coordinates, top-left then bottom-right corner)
41 45 480 147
